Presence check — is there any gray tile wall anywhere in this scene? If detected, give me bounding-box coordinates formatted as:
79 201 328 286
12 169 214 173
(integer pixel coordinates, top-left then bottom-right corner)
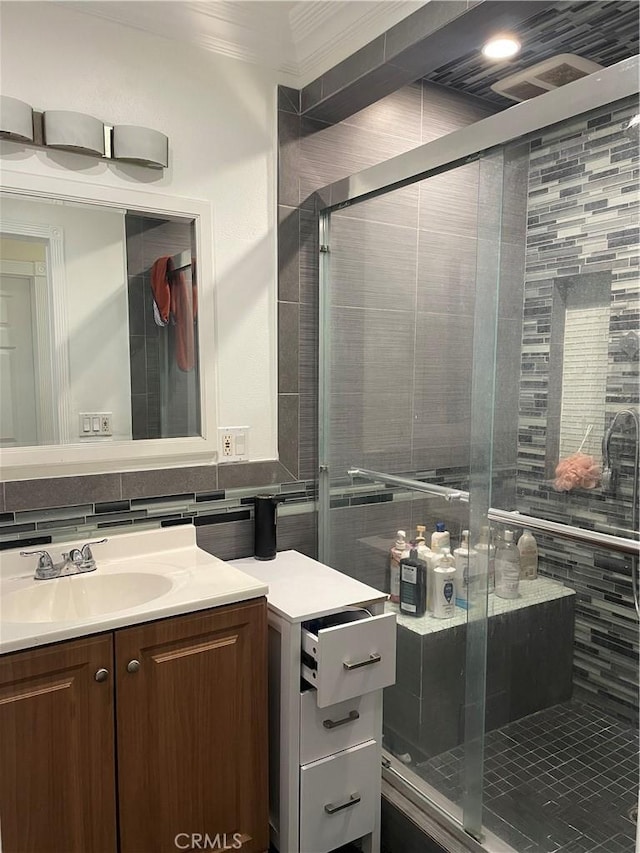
515 96 639 724
278 80 497 492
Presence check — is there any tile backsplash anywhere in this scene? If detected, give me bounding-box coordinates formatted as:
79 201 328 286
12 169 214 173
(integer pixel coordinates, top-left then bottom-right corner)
0 466 317 562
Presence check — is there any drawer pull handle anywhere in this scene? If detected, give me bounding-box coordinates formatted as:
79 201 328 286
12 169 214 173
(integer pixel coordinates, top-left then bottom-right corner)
323 710 360 729
324 793 361 815
343 652 381 671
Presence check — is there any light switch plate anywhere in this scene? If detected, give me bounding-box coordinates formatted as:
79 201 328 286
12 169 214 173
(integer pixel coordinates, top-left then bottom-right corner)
79 412 112 437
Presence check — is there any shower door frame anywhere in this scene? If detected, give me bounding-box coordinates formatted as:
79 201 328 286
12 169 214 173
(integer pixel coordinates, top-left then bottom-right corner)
316 54 640 845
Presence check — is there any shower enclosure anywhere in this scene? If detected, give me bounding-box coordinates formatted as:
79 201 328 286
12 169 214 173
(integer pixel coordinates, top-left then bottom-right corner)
316 57 639 852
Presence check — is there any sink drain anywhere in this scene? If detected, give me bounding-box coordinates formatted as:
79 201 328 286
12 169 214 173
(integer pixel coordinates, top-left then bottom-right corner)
628 805 638 825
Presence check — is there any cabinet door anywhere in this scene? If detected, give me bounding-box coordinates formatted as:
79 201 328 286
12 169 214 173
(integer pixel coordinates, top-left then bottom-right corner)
0 635 117 853
115 599 269 853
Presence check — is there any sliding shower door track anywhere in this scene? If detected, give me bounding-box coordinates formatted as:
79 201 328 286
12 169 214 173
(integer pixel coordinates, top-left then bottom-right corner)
382 751 518 853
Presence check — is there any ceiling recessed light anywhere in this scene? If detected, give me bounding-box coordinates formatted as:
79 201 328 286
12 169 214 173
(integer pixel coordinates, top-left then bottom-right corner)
482 36 521 60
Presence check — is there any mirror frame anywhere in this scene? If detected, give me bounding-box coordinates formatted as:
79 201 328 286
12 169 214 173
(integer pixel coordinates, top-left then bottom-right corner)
0 171 217 480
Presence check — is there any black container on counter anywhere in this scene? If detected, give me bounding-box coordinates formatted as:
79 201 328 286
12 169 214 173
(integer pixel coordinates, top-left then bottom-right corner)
253 494 283 560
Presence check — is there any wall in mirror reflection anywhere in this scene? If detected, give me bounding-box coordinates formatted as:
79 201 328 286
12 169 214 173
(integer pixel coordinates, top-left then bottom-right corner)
0 195 199 448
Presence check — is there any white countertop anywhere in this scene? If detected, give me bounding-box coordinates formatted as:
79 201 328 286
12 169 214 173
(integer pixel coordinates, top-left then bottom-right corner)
230 550 387 623
0 526 267 654
389 575 575 636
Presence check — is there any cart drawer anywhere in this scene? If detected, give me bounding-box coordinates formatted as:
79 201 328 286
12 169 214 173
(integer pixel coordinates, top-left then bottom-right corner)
301 611 396 708
299 740 377 853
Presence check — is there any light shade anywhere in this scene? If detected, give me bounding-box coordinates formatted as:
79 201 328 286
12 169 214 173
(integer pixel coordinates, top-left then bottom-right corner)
112 125 168 169
482 36 521 60
43 110 105 155
0 95 34 142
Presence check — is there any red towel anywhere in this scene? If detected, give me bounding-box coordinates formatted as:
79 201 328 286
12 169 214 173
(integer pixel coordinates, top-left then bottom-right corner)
150 256 197 372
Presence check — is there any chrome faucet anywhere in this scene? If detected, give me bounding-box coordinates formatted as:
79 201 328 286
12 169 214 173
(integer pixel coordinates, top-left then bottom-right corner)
21 539 108 580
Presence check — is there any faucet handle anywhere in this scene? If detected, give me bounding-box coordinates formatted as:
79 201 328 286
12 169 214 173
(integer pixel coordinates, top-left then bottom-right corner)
20 550 57 579
20 549 53 569
80 538 108 562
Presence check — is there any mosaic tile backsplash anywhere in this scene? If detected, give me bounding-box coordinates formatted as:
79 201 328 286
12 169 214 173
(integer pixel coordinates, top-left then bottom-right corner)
516 96 640 724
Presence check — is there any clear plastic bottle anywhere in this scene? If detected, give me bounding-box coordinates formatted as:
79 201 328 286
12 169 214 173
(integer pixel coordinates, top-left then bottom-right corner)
517 529 538 580
389 530 409 604
476 525 496 594
433 548 456 618
495 530 520 599
453 529 478 609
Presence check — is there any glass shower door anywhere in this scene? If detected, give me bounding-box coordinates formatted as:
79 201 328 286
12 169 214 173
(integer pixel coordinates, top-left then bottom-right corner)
317 150 506 840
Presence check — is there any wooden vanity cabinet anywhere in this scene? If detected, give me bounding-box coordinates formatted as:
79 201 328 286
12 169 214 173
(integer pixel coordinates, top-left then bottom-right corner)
0 634 117 853
116 599 269 853
0 597 268 853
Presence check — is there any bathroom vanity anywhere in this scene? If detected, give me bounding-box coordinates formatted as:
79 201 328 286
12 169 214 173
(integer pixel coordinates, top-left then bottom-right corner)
0 528 270 853
232 551 397 853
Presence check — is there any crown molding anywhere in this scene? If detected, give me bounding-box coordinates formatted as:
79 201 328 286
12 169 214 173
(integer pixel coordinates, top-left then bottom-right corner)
63 0 427 87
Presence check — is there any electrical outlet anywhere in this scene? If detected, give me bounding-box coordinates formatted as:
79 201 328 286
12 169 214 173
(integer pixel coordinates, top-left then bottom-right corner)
218 426 249 462
100 414 112 435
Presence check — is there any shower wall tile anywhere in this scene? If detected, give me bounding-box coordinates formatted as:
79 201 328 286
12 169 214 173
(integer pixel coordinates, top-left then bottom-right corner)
278 205 300 302
330 307 415 396
329 391 413 476
298 394 318 481
278 394 299 480
418 161 479 237
278 109 300 209
278 301 299 394
339 81 422 143
330 217 418 311
416 231 477 317
516 97 640 725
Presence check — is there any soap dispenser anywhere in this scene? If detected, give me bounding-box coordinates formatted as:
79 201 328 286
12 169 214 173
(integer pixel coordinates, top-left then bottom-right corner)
253 494 283 560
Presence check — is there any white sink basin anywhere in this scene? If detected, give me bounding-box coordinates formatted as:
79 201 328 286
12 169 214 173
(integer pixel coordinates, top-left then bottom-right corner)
0 526 269 653
2 570 173 623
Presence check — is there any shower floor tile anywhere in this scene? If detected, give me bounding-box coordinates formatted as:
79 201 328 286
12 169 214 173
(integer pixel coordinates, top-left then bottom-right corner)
415 700 638 853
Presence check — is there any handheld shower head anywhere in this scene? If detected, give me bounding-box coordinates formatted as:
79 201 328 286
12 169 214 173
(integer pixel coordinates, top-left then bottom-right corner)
602 408 639 495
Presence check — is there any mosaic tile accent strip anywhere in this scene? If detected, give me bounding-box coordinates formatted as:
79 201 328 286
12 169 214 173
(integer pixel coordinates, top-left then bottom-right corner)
0 482 318 551
517 96 639 724
416 699 638 853
424 1 639 108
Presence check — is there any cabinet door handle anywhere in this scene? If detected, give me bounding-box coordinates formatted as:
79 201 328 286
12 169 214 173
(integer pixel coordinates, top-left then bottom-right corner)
126 659 141 673
324 793 361 815
343 652 381 671
323 710 360 729
94 668 109 683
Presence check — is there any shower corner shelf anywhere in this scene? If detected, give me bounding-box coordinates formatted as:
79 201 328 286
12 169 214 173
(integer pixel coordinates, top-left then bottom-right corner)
230 549 396 853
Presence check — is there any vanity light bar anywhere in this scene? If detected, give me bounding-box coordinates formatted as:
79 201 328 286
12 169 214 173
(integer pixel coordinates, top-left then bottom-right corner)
0 95 168 169
0 95 34 142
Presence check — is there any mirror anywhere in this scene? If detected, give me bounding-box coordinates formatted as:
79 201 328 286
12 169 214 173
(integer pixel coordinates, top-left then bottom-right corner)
0 176 216 479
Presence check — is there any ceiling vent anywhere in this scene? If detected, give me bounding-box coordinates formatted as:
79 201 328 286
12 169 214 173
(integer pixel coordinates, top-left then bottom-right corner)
491 54 603 102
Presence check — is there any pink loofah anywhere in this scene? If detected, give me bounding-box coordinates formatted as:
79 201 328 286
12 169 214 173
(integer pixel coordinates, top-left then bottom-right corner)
554 452 601 492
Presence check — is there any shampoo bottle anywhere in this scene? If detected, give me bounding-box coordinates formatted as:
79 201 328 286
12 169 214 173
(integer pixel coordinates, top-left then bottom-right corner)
415 524 433 589
399 548 427 617
431 521 450 554
495 530 520 599
476 525 496 594
518 529 538 580
389 530 408 604
453 529 477 609
433 548 456 618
